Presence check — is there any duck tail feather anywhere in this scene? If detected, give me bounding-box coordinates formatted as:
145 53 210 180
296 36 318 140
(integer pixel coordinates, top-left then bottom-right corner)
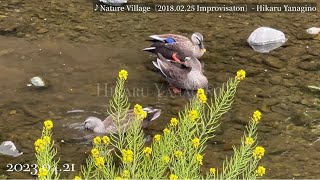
143 107 161 121
142 47 156 52
149 35 166 42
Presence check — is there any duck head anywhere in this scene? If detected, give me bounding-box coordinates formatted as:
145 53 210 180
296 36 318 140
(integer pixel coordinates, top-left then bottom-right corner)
191 32 206 53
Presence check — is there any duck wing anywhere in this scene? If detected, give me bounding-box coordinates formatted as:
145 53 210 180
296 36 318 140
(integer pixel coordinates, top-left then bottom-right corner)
155 54 190 87
149 34 190 42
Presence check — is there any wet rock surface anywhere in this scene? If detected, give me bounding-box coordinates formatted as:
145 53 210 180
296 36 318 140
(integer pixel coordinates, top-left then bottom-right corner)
0 0 320 178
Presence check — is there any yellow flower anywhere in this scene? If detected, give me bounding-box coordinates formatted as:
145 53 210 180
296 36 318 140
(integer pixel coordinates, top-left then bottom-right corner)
209 167 216 174
114 176 122 180
143 147 152 156
34 139 45 152
102 136 110 145
119 69 128 80
197 88 207 103
91 148 100 157
253 146 265 159
38 167 48 178
169 174 178 180
236 69 246 80
252 110 262 122
170 118 179 127
256 166 266 176
44 120 53 130
195 154 203 165
154 134 161 142
95 156 105 168
122 170 130 178
163 128 170 134
133 104 147 120
245 137 254 145
197 88 205 95
162 155 170 164
74 176 82 180
189 110 199 121
174 150 183 158
42 136 51 144
192 138 200 148
122 149 134 163
93 136 101 145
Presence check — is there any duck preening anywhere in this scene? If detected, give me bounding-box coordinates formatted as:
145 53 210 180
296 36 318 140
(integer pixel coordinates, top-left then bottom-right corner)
153 53 208 93
83 107 161 134
143 32 206 63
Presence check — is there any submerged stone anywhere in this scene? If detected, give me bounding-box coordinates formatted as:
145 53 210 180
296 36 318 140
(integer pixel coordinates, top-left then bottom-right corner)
247 27 287 53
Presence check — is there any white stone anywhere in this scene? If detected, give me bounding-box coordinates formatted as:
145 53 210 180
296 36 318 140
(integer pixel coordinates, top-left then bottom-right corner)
247 27 287 53
30 76 46 87
306 27 320 35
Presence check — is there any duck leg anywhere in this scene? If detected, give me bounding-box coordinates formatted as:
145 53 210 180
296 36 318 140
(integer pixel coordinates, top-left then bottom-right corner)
172 53 182 63
169 85 182 94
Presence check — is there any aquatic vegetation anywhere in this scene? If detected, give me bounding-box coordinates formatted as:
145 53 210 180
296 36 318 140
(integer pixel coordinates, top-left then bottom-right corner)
35 69 266 179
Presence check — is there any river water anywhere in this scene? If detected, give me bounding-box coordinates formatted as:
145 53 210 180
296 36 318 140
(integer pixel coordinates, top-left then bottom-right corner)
0 0 319 179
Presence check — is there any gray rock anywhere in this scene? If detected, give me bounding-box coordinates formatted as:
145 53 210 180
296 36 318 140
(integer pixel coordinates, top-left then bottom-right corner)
37 28 49 34
30 76 47 88
263 57 286 69
247 27 287 53
0 141 23 157
269 75 283 85
298 61 320 71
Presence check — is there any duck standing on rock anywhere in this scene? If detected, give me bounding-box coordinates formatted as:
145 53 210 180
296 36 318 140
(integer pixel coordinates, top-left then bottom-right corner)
143 32 206 63
153 53 208 93
83 107 161 134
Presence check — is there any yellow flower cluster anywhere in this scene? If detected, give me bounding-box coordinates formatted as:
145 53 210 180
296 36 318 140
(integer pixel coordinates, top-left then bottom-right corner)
209 167 216 174
192 138 200 148
253 146 265 159
74 176 82 180
143 147 152 157
245 137 254 145
236 69 246 80
256 166 266 176
42 136 51 144
162 155 170 164
119 70 128 80
91 148 99 157
93 136 101 145
95 156 105 169
154 134 161 142
102 136 110 145
133 104 147 120
38 167 48 178
174 150 183 158
163 128 170 134
169 174 178 180
170 118 179 127
44 120 53 130
34 136 51 153
252 110 262 122
122 170 130 178
122 149 134 163
115 176 122 180
197 88 207 103
189 110 199 121
195 154 203 165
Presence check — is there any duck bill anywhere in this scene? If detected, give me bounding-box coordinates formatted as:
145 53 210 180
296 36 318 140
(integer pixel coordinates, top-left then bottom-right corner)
199 43 206 53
